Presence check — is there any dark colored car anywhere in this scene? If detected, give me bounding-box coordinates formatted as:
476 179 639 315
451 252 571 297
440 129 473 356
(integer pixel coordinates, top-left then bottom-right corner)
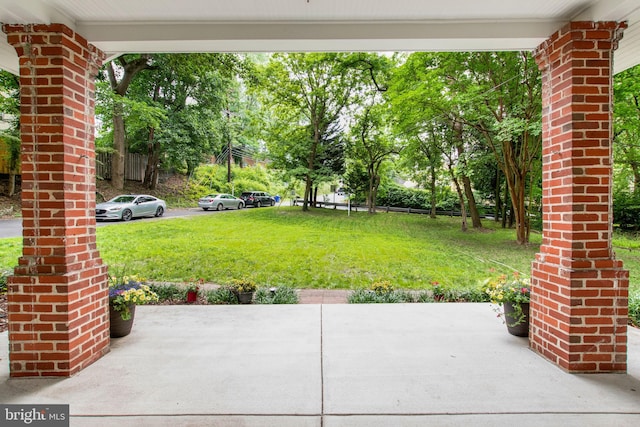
240 191 275 208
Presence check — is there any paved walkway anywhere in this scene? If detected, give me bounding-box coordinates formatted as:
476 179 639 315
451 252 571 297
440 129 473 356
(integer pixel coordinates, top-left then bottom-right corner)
298 289 350 304
1 303 639 426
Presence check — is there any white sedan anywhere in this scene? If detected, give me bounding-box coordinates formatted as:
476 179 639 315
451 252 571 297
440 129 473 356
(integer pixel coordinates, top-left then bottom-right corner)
96 195 166 221
198 193 245 211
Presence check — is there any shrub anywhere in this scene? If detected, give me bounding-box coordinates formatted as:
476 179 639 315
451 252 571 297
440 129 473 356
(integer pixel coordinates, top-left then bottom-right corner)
613 190 640 230
348 288 414 304
377 185 431 210
186 164 275 203
149 283 186 302
205 287 238 305
0 270 9 294
254 286 299 304
370 280 394 294
630 290 640 327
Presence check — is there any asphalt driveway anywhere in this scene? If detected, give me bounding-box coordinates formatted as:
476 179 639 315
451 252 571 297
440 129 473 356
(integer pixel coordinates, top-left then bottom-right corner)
0 207 236 238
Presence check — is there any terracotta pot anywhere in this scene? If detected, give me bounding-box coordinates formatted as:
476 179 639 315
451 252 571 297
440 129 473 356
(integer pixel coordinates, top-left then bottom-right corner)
238 292 254 304
109 303 136 338
503 301 530 337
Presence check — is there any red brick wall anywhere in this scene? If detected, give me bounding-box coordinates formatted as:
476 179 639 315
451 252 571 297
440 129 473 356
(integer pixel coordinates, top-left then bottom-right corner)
532 22 629 372
3 23 109 377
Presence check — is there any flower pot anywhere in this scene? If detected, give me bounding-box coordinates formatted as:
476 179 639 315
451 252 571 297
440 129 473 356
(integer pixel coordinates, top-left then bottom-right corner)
238 291 254 304
503 302 529 337
109 303 136 338
186 290 198 303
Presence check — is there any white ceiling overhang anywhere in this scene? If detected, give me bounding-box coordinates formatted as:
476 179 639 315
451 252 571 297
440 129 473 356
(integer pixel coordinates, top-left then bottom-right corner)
1 0 640 75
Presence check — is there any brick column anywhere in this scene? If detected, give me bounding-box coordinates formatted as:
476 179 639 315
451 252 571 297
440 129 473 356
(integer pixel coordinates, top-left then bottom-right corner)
2 24 109 377
532 21 629 373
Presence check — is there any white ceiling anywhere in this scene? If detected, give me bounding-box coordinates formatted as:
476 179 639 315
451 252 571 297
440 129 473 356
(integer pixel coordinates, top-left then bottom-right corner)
1 0 640 75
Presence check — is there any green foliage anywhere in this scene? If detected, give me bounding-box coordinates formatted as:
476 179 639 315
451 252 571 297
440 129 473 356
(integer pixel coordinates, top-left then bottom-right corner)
349 286 491 304
3 208 640 295
370 280 394 294
185 164 274 200
377 185 431 209
205 287 239 305
254 286 299 304
148 283 186 302
0 269 9 294
0 132 21 172
229 278 257 293
613 190 640 230
254 52 378 207
614 64 640 196
96 53 256 180
348 288 415 304
0 70 19 132
630 290 640 327
376 184 460 211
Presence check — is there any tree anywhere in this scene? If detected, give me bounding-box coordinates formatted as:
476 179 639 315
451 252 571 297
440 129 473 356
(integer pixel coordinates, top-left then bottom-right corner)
389 52 483 228
130 54 237 184
614 64 640 193
0 70 21 196
105 55 155 190
439 52 542 243
348 105 401 213
257 53 362 211
97 54 250 189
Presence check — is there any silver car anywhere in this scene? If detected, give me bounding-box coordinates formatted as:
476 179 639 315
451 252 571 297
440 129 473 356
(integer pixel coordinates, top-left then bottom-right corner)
198 193 244 211
96 194 166 221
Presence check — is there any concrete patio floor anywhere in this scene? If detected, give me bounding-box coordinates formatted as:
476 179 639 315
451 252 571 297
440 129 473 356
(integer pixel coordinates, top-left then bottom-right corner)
0 303 639 426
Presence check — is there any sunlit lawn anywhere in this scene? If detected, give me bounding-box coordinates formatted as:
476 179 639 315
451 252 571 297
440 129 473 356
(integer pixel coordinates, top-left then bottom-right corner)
0 206 638 293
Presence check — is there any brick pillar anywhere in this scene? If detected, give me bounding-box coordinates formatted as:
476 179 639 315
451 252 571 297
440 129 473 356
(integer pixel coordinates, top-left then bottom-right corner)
2 23 109 377
532 22 629 373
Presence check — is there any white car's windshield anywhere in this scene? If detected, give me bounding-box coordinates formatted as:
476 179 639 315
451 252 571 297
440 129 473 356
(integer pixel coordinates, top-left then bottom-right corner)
110 196 136 203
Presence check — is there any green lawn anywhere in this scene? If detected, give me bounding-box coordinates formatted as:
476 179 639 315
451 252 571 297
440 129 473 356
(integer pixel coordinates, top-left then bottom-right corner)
0 206 638 293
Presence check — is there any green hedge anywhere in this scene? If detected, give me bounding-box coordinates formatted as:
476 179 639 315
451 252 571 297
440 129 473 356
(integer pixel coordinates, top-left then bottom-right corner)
614 191 640 230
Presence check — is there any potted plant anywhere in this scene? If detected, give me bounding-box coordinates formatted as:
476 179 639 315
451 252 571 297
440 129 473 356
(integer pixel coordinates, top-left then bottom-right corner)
185 278 203 303
370 280 394 294
431 281 445 302
482 272 531 337
108 274 159 338
230 278 257 304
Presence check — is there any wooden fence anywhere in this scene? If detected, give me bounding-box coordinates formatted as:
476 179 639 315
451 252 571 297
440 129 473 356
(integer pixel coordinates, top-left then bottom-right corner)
96 152 147 182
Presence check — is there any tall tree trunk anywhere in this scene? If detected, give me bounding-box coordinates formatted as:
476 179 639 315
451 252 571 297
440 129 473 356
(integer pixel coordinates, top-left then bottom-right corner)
112 109 126 190
429 167 437 219
454 124 482 228
494 169 501 222
367 165 375 214
461 174 482 228
303 126 320 212
631 162 640 194
8 172 15 197
501 181 509 229
107 56 155 191
447 162 467 232
143 127 161 190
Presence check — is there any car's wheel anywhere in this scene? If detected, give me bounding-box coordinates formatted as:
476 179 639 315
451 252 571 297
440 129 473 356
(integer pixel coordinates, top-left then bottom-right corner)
155 206 164 217
122 209 133 221
238 203 243 209
255 201 261 208
216 203 223 211
270 199 275 206
202 207 209 211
